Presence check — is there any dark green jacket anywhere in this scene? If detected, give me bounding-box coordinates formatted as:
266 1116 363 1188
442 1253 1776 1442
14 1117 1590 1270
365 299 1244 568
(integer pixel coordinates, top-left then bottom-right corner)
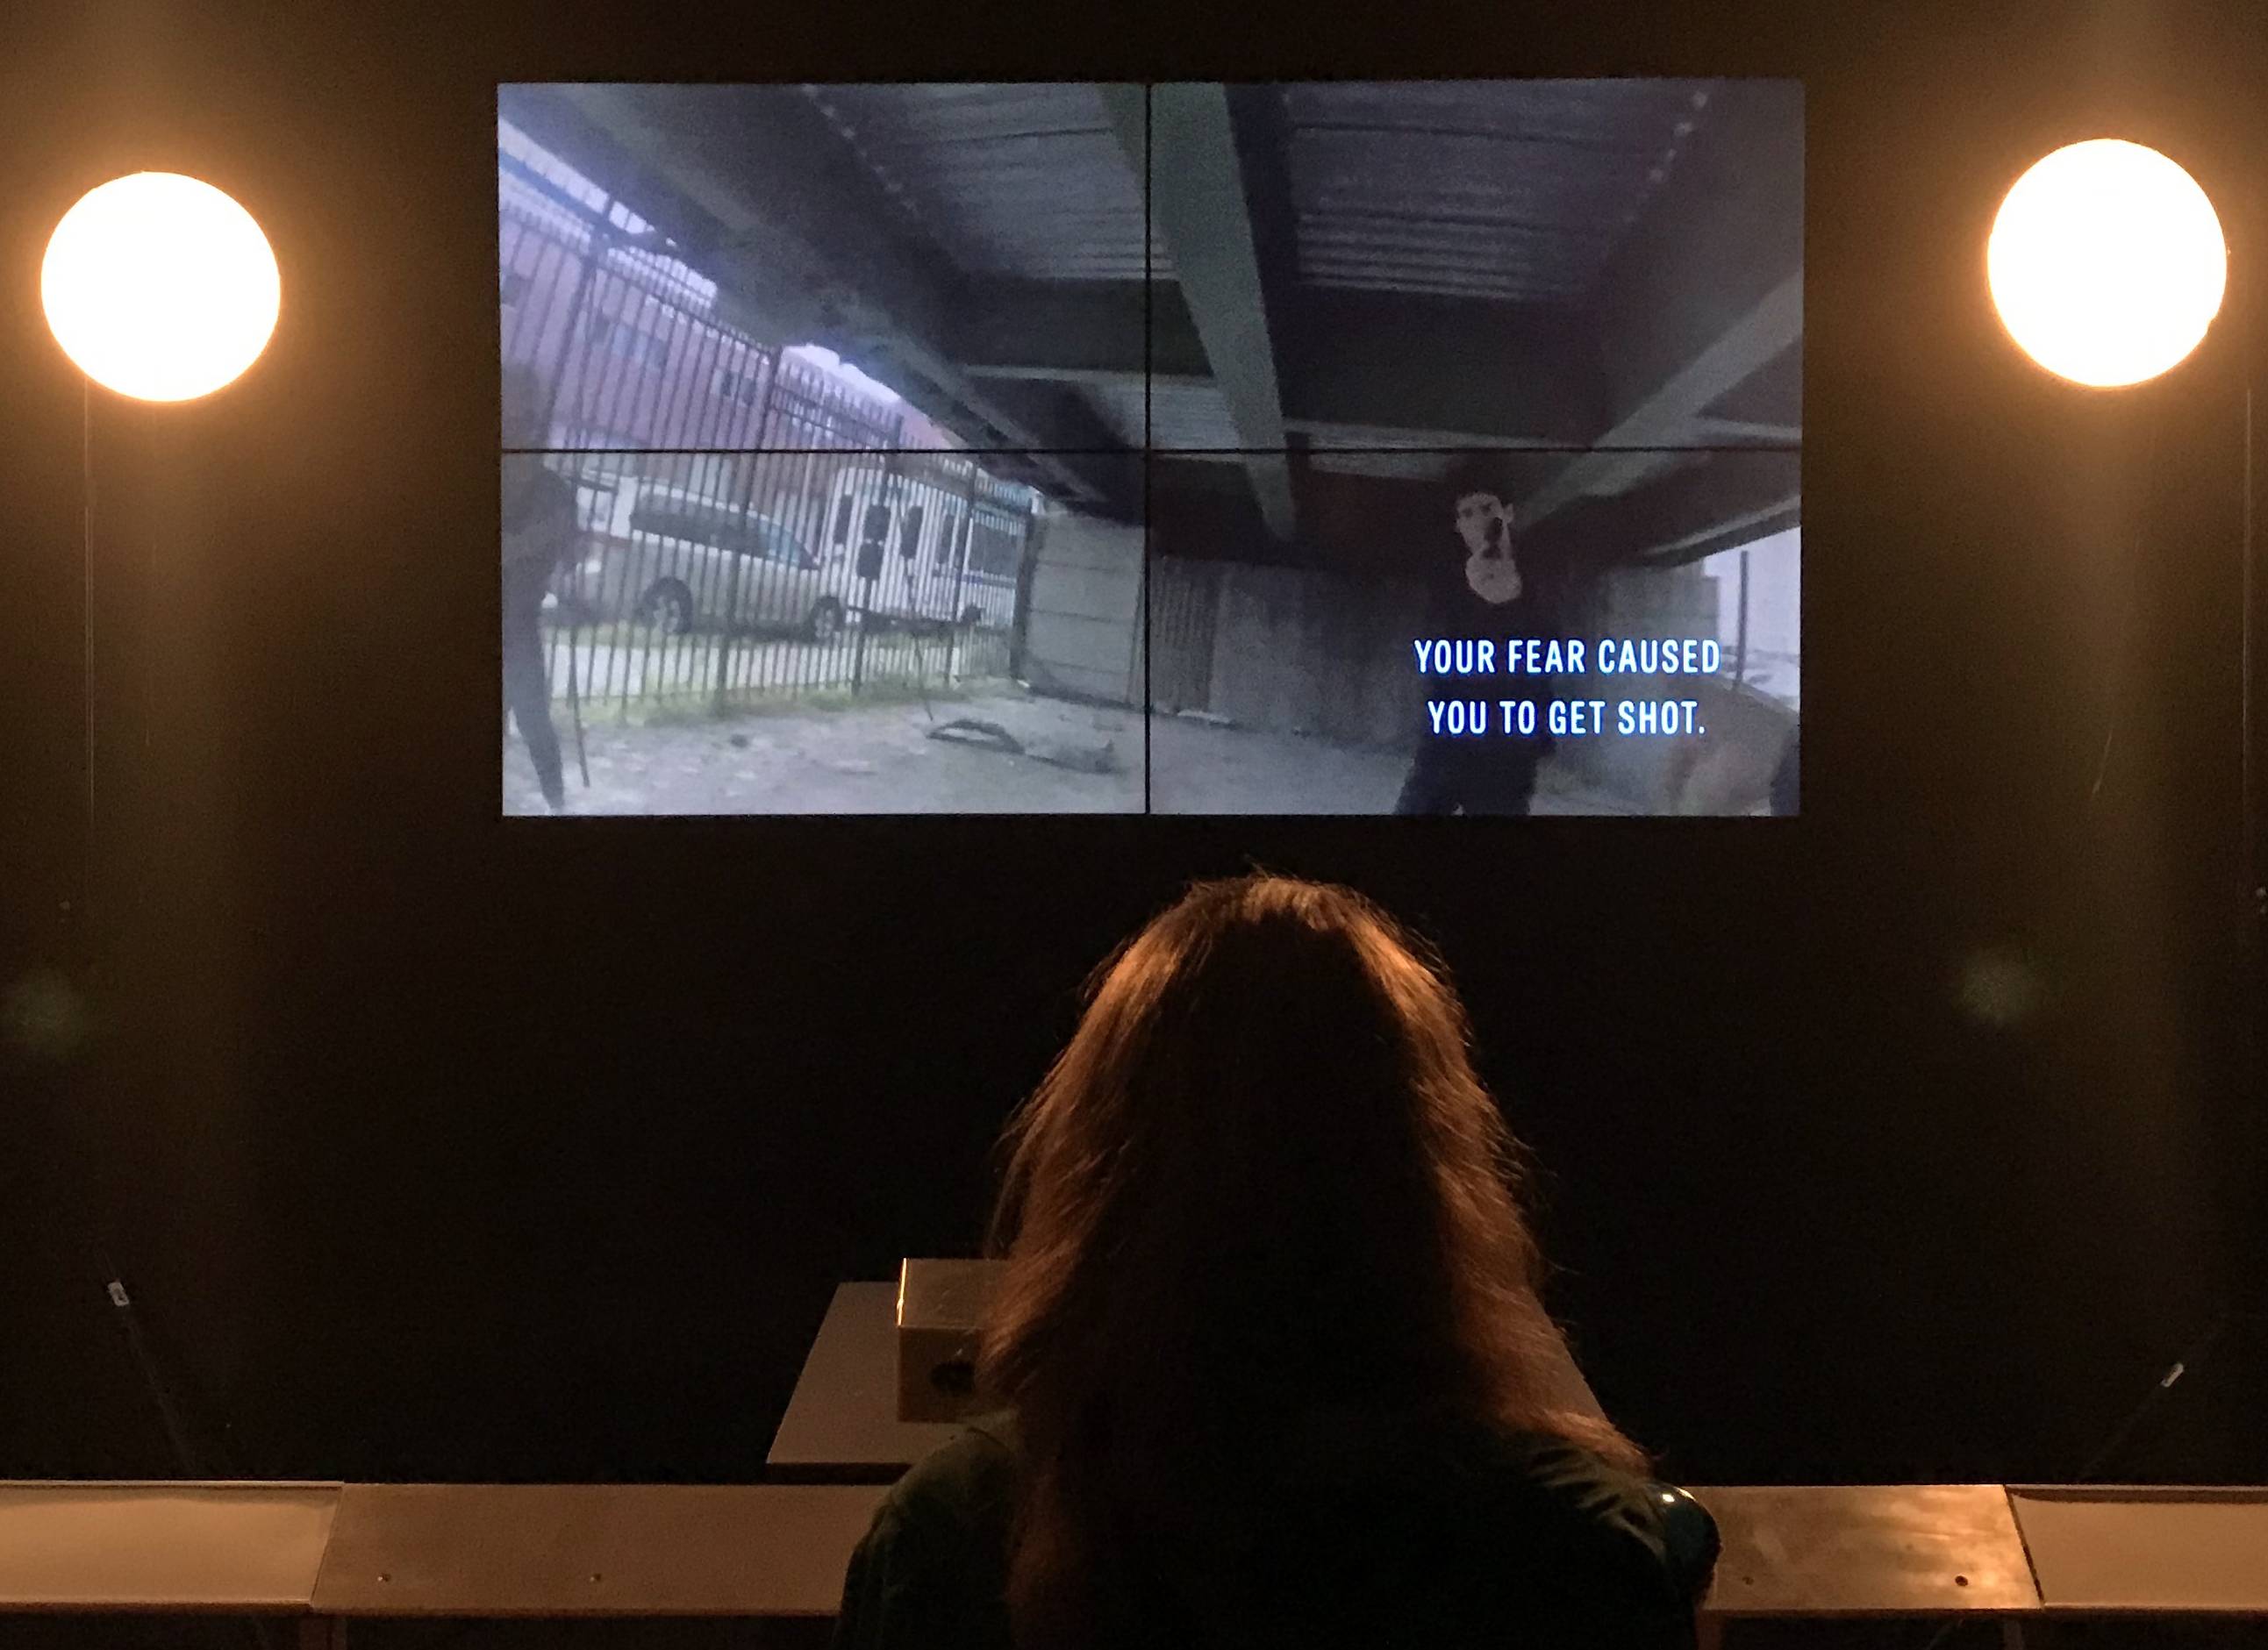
834 1411 1719 1650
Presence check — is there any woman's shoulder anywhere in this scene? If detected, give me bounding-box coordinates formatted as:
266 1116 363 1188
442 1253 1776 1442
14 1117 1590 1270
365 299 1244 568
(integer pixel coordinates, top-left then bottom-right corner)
832 1418 1020 1650
1454 1423 1721 1604
874 1412 1022 1537
860 1409 1717 1604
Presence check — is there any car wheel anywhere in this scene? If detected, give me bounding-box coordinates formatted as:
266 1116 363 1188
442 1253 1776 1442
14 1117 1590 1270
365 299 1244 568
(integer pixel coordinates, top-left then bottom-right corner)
639 581 694 635
807 597 843 643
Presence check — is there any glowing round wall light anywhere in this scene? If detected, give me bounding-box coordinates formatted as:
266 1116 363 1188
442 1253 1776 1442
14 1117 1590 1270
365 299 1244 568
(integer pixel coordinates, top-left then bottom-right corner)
41 173 280 402
1988 139 2226 389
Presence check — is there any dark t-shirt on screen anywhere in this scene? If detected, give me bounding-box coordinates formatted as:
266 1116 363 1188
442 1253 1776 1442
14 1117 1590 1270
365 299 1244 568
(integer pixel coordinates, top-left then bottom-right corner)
832 1409 1720 1650
1421 549 1563 761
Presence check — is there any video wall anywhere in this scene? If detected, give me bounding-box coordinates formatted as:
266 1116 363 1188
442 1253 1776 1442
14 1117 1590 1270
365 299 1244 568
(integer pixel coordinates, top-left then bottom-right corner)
498 80 1801 816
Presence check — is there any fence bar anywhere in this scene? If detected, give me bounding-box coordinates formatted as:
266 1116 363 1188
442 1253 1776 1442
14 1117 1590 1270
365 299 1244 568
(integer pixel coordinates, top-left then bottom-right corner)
499 132 1044 799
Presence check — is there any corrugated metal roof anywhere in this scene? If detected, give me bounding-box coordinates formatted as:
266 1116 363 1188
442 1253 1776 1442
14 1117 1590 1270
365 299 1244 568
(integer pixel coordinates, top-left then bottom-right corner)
1277 80 1720 303
803 83 1164 283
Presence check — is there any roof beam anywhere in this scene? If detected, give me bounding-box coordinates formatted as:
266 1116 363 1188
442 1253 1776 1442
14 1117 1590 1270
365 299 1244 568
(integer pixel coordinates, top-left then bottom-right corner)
1287 423 1592 451
1104 83 1296 540
1692 417 1802 444
518 84 943 347
1518 272 1802 524
955 281 1608 450
932 372 1139 456
954 281 1209 384
1598 81 1804 426
1529 449 1801 576
521 84 1136 511
1631 494 1801 563
1519 80 1804 525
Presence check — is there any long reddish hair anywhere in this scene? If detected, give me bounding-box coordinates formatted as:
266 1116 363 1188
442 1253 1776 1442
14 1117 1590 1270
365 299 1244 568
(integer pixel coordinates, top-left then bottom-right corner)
980 874 1645 1646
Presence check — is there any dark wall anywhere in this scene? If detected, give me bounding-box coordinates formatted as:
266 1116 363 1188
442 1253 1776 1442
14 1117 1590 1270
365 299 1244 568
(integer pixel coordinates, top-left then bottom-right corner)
4 0 2264 1489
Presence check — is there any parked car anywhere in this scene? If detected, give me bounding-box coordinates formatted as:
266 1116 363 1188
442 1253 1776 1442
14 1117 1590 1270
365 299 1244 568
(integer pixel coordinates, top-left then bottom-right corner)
560 476 848 642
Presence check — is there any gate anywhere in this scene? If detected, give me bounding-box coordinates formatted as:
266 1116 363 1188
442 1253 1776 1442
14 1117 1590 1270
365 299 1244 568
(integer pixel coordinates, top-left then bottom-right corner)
498 135 1040 725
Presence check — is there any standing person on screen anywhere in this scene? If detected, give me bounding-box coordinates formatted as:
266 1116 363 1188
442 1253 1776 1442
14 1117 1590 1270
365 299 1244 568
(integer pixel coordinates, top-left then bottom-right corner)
834 874 1720 1650
1395 462 1562 815
500 366 574 814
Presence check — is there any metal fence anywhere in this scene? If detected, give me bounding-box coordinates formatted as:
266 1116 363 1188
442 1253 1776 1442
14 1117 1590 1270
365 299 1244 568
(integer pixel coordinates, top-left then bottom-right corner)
498 136 1041 724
